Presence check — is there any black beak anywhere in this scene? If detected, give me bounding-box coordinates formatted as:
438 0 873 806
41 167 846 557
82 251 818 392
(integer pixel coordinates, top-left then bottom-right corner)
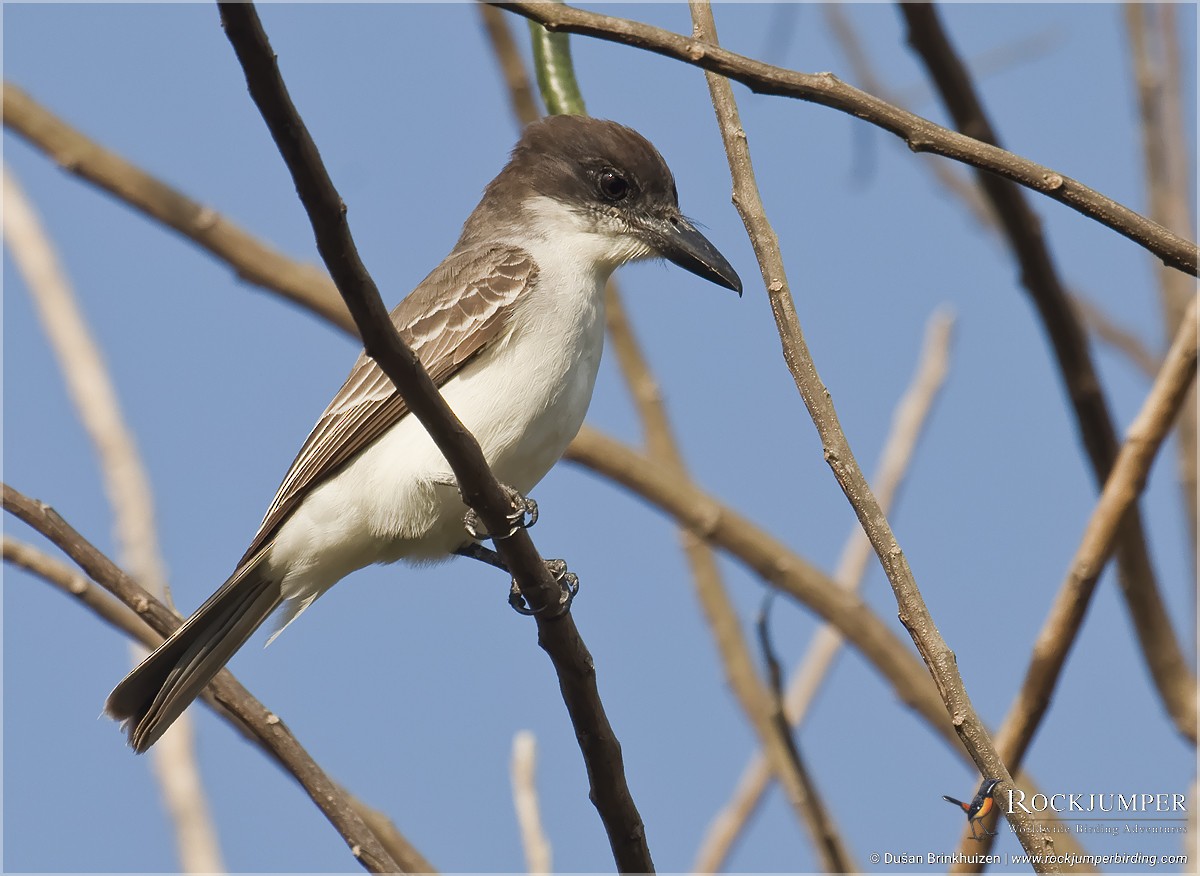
642 212 742 296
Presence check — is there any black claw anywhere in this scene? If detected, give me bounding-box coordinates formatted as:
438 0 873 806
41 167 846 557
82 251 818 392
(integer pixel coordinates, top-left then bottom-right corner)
521 496 539 530
463 508 485 541
463 486 538 542
508 559 579 617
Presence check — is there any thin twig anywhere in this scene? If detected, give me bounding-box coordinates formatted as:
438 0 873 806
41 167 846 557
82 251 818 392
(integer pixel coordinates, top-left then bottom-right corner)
511 732 552 875
2 485 404 874
216 5 650 870
689 3 1054 869
492 1 1198 276
754 603 856 873
693 309 954 873
956 294 1199 866
3 164 224 874
901 0 1195 747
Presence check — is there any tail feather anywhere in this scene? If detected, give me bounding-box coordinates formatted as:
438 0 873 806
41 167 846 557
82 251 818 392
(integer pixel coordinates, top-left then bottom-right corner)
106 555 282 753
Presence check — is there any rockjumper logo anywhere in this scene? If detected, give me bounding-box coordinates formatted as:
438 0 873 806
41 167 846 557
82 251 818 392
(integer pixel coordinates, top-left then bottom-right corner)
1007 791 1187 814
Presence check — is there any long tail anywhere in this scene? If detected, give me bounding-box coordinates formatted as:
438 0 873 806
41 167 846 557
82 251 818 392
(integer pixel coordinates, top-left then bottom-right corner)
106 553 281 753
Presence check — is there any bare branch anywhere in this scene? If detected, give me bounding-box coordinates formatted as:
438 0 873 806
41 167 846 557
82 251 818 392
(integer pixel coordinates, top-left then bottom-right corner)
491 1 1198 276
689 3 1052 867
3 163 223 874
1 82 354 334
694 308 954 873
2 485 404 874
215 5 650 870
511 732 552 874
901 0 1195 746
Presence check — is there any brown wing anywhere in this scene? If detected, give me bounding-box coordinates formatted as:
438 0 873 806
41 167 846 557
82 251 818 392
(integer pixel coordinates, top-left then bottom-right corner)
237 244 536 565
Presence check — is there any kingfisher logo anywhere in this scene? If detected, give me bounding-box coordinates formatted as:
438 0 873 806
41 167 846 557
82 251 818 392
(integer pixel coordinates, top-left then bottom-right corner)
1006 791 1188 814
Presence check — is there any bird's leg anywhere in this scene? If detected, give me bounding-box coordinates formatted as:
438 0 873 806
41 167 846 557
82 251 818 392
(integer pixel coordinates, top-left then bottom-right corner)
462 483 538 541
454 542 508 571
454 545 579 617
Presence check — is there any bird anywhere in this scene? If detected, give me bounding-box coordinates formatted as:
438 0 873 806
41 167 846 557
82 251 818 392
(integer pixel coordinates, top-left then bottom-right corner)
943 778 1001 840
105 114 742 752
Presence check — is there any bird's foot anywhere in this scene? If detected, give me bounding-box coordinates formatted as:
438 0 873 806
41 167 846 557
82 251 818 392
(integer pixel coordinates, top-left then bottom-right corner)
463 485 538 541
453 546 579 617
509 559 579 618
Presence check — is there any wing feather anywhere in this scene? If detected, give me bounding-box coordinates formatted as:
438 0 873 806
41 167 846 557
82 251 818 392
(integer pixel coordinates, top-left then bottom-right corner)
238 244 536 565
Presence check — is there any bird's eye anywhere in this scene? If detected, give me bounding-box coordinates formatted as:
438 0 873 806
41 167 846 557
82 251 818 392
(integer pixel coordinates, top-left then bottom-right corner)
597 168 630 201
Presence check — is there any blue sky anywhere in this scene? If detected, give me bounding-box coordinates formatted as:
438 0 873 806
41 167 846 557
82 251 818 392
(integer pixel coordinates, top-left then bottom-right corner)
4 3 1196 873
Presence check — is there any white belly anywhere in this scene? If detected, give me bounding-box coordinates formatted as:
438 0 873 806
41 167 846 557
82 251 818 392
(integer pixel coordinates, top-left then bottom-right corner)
264 267 607 627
